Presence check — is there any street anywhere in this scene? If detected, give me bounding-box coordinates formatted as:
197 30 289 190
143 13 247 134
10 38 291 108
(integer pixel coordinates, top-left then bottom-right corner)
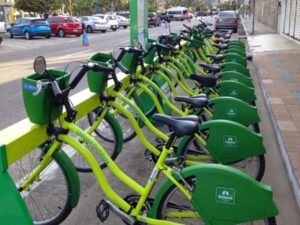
1 17 300 225
0 20 201 129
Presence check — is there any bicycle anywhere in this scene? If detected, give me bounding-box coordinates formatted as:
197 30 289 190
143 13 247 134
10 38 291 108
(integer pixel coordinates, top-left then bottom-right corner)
19 56 278 225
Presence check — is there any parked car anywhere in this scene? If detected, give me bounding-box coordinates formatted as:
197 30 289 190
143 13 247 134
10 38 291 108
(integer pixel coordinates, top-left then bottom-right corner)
47 16 82 37
7 18 51 40
215 10 239 32
166 6 188 21
80 16 109 33
148 12 161 27
157 12 174 22
116 15 129 29
93 14 119 31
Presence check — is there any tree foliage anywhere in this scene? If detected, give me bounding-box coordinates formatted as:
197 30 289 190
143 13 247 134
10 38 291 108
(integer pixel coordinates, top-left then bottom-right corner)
14 0 63 14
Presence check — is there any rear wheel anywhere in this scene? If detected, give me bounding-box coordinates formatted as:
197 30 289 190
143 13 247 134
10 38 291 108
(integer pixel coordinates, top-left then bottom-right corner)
156 178 277 224
58 29 65 37
101 30 106 33
86 26 93 33
123 26 127 29
9 31 13 38
73 111 122 172
112 27 117 31
45 34 51 39
75 33 81 37
180 136 265 181
9 148 73 225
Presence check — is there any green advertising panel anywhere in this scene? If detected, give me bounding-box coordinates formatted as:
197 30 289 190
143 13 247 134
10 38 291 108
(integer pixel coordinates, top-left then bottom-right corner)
130 0 149 46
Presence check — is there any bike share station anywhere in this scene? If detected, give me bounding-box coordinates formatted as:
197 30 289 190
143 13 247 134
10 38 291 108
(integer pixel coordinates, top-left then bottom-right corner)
0 1 280 225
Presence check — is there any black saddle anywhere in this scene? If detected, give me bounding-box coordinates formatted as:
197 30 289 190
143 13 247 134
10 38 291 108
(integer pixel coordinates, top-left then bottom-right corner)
207 54 224 63
152 114 199 137
190 74 218 87
199 63 221 74
212 43 229 50
174 95 208 109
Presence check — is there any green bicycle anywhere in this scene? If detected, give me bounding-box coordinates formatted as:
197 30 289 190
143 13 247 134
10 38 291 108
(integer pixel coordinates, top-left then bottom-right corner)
18 56 278 225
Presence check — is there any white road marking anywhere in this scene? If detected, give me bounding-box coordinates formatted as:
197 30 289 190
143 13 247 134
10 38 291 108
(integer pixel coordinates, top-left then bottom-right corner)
57 49 92 59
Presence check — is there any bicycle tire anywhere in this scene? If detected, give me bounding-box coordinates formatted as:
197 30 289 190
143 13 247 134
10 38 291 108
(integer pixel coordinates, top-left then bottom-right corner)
180 136 265 181
9 149 73 225
74 111 122 172
156 177 277 224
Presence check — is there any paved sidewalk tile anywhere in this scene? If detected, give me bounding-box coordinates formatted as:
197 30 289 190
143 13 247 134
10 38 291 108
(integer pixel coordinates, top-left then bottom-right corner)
255 50 300 189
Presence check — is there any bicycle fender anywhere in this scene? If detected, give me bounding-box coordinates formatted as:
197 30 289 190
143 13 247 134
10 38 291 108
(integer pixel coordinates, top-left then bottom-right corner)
208 97 260 126
218 71 254 88
53 149 80 207
216 80 256 103
199 120 266 164
149 164 278 225
220 62 250 77
105 112 124 154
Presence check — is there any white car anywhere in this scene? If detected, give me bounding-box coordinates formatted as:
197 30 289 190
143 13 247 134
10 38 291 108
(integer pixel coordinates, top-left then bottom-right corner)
93 14 119 31
80 16 110 33
116 15 129 29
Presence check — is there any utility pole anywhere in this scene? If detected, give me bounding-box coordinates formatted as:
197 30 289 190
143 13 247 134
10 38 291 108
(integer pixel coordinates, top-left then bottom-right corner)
251 0 255 34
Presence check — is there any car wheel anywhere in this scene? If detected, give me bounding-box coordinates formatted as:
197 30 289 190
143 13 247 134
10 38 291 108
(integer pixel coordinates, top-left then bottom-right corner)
101 30 106 33
76 33 81 37
86 26 93 33
123 26 127 29
112 27 117 31
24 31 31 40
46 34 51 39
58 29 65 37
9 31 13 38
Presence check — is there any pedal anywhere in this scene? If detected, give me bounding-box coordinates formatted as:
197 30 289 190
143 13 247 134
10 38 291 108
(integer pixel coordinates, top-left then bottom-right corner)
144 150 154 162
96 199 110 222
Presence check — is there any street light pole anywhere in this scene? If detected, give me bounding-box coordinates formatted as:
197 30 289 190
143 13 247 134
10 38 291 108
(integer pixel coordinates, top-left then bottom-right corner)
252 0 255 34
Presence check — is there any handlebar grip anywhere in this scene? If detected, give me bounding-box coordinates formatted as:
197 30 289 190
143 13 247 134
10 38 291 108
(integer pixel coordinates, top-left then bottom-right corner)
183 24 192 31
116 61 129 74
92 63 115 73
51 80 63 100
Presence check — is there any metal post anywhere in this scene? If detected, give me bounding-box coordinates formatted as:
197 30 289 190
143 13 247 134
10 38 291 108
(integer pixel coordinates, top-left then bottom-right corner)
252 0 255 34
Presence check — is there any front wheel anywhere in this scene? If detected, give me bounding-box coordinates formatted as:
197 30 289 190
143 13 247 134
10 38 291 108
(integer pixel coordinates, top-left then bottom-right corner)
24 31 31 40
10 148 75 225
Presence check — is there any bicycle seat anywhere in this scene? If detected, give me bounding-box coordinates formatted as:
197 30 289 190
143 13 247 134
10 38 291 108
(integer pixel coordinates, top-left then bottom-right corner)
174 95 208 109
212 43 228 50
189 74 218 87
206 54 224 63
152 114 199 137
199 63 221 74
172 115 200 122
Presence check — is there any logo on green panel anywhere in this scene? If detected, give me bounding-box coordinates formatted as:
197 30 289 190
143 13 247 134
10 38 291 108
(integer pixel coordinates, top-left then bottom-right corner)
226 108 237 117
216 187 236 204
223 135 237 148
230 90 238 96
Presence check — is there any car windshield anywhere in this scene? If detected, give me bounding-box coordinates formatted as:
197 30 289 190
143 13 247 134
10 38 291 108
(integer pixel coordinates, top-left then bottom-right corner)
32 19 48 25
91 17 101 21
64 17 76 22
108 15 116 20
219 11 236 18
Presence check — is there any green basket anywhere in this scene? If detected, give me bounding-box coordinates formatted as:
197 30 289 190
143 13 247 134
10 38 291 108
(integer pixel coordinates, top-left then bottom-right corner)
22 69 70 125
120 51 139 74
87 52 112 94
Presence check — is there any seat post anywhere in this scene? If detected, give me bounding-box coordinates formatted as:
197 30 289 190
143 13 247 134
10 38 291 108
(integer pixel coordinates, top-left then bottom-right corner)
165 132 177 150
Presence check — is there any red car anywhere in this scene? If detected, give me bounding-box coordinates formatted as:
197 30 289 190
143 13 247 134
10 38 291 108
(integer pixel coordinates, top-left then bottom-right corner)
47 16 82 37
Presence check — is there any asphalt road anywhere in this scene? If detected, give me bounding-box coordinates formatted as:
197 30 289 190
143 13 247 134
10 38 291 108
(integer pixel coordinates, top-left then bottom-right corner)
1 18 300 225
0 20 199 129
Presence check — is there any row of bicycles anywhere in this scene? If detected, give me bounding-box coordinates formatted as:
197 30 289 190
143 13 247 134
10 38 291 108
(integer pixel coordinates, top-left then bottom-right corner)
15 21 279 224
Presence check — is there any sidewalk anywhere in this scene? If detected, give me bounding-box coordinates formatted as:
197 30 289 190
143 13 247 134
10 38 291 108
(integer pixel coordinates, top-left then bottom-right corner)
242 18 300 209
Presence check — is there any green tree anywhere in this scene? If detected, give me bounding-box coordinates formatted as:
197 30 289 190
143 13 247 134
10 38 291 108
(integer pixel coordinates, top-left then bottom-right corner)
14 0 63 14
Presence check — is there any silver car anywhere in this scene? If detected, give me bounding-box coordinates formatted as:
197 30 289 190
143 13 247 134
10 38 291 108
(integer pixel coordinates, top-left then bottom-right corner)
80 16 110 33
116 15 129 29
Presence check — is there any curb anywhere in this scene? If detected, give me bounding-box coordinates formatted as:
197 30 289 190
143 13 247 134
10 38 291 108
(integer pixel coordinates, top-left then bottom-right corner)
241 18 300 210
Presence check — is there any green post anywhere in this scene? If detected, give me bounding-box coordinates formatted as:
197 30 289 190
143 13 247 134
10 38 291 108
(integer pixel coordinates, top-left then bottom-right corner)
130 0 148 46
0 145 33 225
